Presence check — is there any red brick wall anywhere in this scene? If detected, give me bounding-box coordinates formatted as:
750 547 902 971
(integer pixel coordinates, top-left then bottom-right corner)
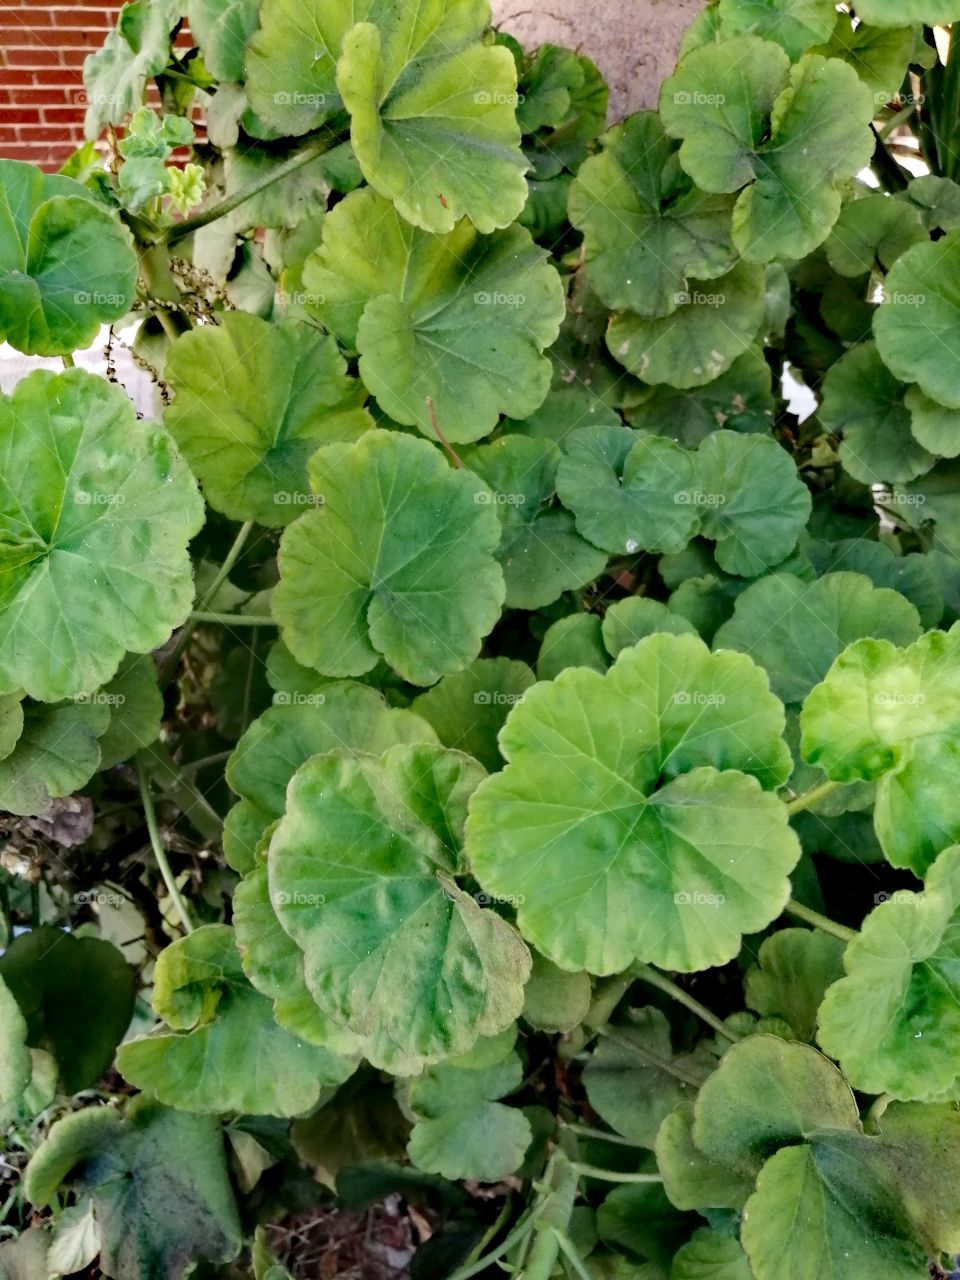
0 2 122 168
0 2 197 171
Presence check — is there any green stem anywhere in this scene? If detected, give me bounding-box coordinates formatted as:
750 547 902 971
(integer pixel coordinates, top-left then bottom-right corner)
136 755 195 934
189 611 276 626
182 750 233 774
785 899 856 943
203 521 256 606
162 124 349 245
878 103 917 140
458 1198 513 1270
786 778 841 816
160 520 255 684
583 971 634 1031
445 1200 550 1280
560 1121 644 1148
552 1230 592 1280
570 1164 663 1184
61 353 75 369
633 964 739 1043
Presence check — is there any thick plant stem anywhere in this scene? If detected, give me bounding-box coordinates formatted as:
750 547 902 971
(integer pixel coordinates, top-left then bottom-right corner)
137 756 194 934
61 353 75 369
786 778 841 816
160 520 255 684
161 124 349 245
633 964 739 1042
785 899 856 943
583 971 634 1031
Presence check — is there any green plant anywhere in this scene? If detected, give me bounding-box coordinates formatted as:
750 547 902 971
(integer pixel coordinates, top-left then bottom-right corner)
4 0 960 1276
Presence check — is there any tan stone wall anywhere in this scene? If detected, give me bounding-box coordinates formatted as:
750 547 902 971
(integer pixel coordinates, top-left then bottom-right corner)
491 0 707 120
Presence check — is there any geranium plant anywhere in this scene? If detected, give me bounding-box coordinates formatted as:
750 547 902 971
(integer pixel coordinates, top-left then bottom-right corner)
3 0 960 1276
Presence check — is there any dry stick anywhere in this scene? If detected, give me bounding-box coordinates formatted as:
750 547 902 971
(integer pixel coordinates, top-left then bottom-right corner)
426 396 464 468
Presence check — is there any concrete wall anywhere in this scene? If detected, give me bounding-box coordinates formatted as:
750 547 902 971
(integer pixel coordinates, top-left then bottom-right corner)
491 0 708 120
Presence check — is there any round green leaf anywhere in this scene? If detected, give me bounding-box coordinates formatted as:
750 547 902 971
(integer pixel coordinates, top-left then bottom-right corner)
465 436 607 608
799 626 960 782
522 954 591 1034
819 342 935 485
825 194 926 278
811 14 918 100
806 536 944 629
233 862 365 1053
0 975 30 1112
717 0 837 58
582 1008 706 1146
406 1048 531 1181
165 314 371 526
0 927 134 1094
536 613 608 681
905 385 960 458
24 1096 242 1280
601 598 698 659
466 633 797 975
854 0 960 23
0 700 107 817
661 43 874 262
556 425 701 556
875 230 960 409
82 0 180 135
713 571 921 704
304 189 564 442
626 348 775 446
273 431 505 687
671 1227 752 1280
655 1103 754 1211
337 12 528 233
607 260 765 387
224 681 438 873
693 1035 860 1179
740 1142 927 1280
95 654 164 769
186 0 259 83
411 658 536 773
901 174 960 233
744 928 846 1042
801 626 960 872
0 692 23 762
596 1181 697 1270
269 745 530 1071
694 431 812 577
0 161 138 356
817 846 960 1100
0 370 204 703
118 924 354 1116
243 0 349 135
568 112 736 318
